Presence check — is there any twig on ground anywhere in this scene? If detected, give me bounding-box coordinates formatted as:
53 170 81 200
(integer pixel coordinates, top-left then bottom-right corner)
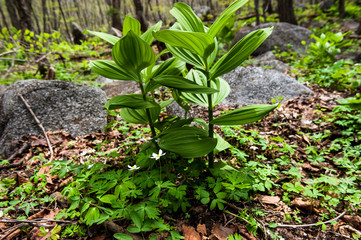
0 162 22 170
0 50 15 57
35 52 52 63
17 94 54 161
7 142 31 162
0 223 26 240
0 218 74 224
327 231 354 240
4 54 16 78
270 210 347 228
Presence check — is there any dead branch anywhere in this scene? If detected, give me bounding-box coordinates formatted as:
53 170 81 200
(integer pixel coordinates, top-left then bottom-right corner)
7 142 31 162
3 54 16 78
0 50 15 57
271 210 347 228
17 94 54 161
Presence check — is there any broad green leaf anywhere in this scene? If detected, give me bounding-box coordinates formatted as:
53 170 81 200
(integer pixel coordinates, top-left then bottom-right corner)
166 44 205 68
151 58 185 79
84 207 100 225
181 70 230 107
170 2 204 33
114 233 133 240
85 30 120 45
154 75 218 94
214 133 231 154
153 29 215 59
104 94 160 110
99 194 117 204
89 60 136 80
210 27 273 79
208 0 248 38
210 161 239 177
141 21 162 45
120 107 160 124
123 15 141 36
158 126 217 158
211 104 277 125
112 30 155 73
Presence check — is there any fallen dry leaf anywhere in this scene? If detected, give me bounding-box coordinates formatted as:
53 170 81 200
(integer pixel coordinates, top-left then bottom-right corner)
212 223 235 240
182 224 201 240
256 195 281 205
197 223 207 236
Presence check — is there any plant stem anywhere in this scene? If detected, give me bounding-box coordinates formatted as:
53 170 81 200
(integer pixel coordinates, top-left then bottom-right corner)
207 80 214 169
138 75 158 147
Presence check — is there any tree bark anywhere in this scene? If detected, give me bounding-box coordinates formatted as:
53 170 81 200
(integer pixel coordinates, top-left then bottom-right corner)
57 0 72 42
255 0 260 25
338 0 346 17
110 0 122 30
263 0 273 14
0 4 10 30
133 0 148 32
356 19 361 35
13 0 36 32
5 0 21 29
277 0 297 25
41 0 49 32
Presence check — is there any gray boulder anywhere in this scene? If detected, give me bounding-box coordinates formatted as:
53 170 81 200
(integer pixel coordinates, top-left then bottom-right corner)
95 76 140 98
250 51 292 73
0 84 7 99
232 22 312 55
220 67 312 106
0 80 107 158
72 22 87 45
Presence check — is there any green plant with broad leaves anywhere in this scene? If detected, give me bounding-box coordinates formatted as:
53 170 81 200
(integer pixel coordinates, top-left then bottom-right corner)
88 0 278 168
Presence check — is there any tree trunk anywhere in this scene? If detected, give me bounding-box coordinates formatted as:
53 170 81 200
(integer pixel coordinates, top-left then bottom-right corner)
57 0 72 42
5 0 21 29
41 0 49 32
277 0 297 25
13 0 36 32
255 0 260 25
133 0 148 32
28 1 40 33
50 0 58 30
0 4 10 30
109 0 122 30
338 0 346 17
263 0 273 14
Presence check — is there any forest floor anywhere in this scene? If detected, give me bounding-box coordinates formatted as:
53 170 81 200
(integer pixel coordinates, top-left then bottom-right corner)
1 82 360 240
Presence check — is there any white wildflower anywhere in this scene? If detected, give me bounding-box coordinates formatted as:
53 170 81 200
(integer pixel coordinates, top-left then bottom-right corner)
250 146 259 151
301 119 312 125
150 149 166 160
128 165 140 171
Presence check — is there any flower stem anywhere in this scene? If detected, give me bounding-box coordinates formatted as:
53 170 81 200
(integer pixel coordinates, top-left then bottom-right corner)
138 75 158 148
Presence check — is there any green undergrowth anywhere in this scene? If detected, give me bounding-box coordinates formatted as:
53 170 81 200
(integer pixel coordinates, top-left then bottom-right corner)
0 27 108 85
1 95 360 239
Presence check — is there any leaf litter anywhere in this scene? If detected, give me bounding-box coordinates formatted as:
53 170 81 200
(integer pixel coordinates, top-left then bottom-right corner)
0 84 360 239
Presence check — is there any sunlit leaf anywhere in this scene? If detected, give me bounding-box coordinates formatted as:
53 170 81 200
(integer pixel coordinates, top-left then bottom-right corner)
85 30 120 45
112 30 155 73
104 94 160 110
151 58 185 79
210 27 273 79
208 0 248 38
153 29 215 59
154 75 218 93
181 70 230 107
141 21 162 45
89 60 136 80
211 104 277 125
170 2 204 32
123 15 141 36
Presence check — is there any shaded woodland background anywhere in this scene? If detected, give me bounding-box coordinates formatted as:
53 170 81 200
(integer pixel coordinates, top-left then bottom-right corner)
0 0 350 43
